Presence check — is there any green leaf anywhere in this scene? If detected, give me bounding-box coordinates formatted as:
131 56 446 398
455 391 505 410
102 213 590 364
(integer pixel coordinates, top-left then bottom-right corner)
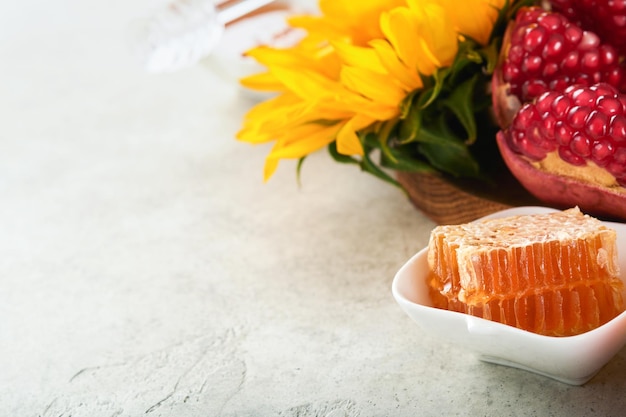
399 89 419 119
362 131 379 149
412 116 457 146
445 40 482 86
419 67 452 109
418 139 480 178
359 148 401 188
441 73 480 144
380 147 435 173
398 102 422 144
296 156 306 187
375 121 400 164
480 40 500 75
328 142 359 165
413 115 481 178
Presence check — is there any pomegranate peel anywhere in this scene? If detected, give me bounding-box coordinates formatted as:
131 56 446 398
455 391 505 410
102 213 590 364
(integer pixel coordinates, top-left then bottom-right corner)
497 130 626 220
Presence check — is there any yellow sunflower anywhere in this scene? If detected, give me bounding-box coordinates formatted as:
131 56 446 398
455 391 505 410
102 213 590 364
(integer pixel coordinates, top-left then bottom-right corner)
237 0 507 181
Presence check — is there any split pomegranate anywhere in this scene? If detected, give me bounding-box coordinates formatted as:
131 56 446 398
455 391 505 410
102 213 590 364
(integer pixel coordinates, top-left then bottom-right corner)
493 5 626 221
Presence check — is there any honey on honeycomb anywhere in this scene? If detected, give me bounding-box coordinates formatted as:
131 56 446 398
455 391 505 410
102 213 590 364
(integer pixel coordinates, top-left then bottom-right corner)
427 208 625 336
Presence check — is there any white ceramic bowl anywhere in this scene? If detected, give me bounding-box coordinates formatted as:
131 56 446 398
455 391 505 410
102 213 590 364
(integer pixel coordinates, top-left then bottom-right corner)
392 206 626 385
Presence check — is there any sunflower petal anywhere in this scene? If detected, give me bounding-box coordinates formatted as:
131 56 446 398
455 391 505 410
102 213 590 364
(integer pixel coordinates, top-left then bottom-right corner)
331 41 386 73
369 39 423 92
288 15 347 43
380 8 419 71
408 0 458 73
238 94 304 143
337 123 362 155
340 66 405 107
439 0 505 45
270 66 340 100
240 71 284 91
269 123 340 159
245 45 302 67
318 0 407 44
263 156 280 182
336 115 375 155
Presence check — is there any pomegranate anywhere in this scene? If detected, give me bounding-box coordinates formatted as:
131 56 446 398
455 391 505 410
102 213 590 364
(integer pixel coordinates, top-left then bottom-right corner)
493 5 626 221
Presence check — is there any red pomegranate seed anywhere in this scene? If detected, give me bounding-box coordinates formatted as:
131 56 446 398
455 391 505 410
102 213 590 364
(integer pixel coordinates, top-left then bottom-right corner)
555 121 575 145
523 56 543 73
552 95 573 118
562 51 580 69
591 83 618 96
540 114 558 141
571 133 593 157
570 88 596 106
559 146 587 165
536 91 559 113
581 51 600 69
524 26 546 52
614 147 626 164
538 13 563 31
596 96 623 115
543 34 565 58
608 160 626 179
610 114 626 141
585 110 608 137
599 45 617 66
592 139 615 165
579 31 600 50
567 106 590 129
564 25 583 44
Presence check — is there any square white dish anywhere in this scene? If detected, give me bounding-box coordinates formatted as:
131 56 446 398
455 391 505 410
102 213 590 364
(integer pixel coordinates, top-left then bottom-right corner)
392 206 626 385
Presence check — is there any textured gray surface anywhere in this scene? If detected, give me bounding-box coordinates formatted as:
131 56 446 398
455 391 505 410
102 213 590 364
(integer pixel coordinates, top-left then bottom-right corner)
2 1 626 416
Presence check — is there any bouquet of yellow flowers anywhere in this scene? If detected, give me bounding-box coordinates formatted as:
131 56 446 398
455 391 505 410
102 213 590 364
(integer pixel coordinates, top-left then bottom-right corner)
238 0 517 182
237 0 626 222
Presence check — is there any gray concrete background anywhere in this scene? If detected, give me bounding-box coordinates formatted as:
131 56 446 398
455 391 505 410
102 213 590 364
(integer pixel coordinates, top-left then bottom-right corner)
2 1 626 415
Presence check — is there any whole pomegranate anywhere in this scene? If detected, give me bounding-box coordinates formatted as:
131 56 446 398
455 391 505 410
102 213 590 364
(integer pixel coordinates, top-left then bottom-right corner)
493 4 626 220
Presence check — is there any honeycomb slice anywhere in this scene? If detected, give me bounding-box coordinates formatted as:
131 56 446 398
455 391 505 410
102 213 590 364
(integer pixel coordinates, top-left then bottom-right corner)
427 207 624 336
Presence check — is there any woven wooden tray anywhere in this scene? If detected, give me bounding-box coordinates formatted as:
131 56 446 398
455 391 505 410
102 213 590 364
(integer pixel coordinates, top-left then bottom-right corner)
396 170 542 225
